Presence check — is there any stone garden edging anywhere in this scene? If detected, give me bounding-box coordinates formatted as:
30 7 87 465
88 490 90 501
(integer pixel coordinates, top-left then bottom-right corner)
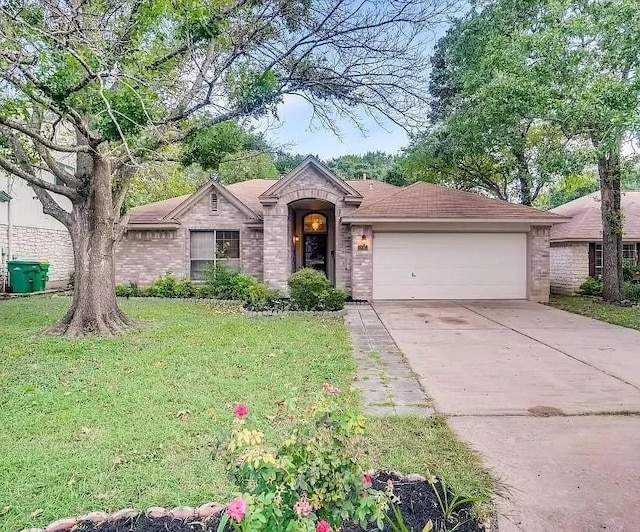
241 308 347 317
20 502 224 532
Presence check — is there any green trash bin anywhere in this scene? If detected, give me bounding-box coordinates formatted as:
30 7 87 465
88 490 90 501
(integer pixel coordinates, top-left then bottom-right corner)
32 262 50 292
7 260 43 293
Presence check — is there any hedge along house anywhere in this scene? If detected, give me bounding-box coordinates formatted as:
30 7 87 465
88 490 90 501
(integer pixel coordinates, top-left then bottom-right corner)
116 157 565 302
550 191 640 293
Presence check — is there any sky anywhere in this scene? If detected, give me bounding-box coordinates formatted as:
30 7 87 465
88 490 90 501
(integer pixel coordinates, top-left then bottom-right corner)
265 95 410 159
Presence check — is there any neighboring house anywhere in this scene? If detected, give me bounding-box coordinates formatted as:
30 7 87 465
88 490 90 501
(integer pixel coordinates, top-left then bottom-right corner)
0 174 74 290
116 157 563 302
550 191 640 293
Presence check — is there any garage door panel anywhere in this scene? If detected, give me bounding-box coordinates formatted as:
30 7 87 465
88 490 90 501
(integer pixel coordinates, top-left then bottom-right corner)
373 233 527 300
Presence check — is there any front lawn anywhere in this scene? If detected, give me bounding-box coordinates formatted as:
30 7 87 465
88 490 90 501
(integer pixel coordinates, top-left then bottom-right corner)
550 294 640 331
0 297 492 530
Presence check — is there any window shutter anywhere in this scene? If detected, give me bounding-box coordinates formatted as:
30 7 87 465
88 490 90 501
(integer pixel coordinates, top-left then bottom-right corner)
588 243 595 277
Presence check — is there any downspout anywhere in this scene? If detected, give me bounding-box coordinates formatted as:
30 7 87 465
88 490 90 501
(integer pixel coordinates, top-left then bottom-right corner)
7 196 12 262
0 190 12 292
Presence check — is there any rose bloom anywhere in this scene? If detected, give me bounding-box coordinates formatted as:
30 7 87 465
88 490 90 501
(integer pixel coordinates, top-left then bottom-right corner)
362 473 372 487
227 496 247 522
233 404 248 418
293 498 313 517
316 520 331 532
322 382 340 395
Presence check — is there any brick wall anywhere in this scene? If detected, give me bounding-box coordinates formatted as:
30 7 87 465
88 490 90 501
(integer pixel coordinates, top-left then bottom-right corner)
115 188 258 284
0 223 73 288
550 241 589 294
115 229 184 284
350 224 373 300
264 166 353 294
262 204 289 292
242 228 264 280
527 225 551 303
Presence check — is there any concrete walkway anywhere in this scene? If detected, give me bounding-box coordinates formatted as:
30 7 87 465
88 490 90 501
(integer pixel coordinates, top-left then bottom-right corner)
374 300 640 531
345 304 432 416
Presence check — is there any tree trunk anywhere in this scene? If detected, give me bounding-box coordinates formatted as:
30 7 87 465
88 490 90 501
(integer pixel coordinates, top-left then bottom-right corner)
515 126 533 206
48 154 133 336
598 149 624 302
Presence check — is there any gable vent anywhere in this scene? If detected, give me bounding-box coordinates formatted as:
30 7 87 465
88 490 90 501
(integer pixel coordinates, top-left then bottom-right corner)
210 193 218 213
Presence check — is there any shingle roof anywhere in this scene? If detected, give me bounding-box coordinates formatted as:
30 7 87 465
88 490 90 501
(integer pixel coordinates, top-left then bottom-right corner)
346 180 398 208
226 179 279 214
344 181 564 221
128 194 189 224
128 178 399 224
550 191 640 241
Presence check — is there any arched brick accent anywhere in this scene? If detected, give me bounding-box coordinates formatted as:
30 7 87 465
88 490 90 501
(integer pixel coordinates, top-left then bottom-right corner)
262 188 349 293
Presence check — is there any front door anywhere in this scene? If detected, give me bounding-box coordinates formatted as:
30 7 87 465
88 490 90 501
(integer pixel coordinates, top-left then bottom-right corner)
304 234 327 275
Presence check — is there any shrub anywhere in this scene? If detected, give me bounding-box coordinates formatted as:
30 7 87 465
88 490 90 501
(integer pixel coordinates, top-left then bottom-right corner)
218 387 389 531
205 264 260 300
244 282 283 311
195 285 214 299
115 282 140 297
288 268 346 311
151 271 178 298
623 263 640 283
319 287 347 311
624 282 640 302
174 278 197 298
579 277 603 296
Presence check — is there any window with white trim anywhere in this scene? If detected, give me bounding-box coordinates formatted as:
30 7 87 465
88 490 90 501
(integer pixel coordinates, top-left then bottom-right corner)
594 243 637 276
190 230 240 280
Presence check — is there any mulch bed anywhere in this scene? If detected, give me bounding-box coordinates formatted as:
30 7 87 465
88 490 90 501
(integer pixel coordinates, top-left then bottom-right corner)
75 472 486 532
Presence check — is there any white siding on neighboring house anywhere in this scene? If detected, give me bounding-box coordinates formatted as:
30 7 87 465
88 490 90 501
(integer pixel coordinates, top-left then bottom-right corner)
1 167 74 289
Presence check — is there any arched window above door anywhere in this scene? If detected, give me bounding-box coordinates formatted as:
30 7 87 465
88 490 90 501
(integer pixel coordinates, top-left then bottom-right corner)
303 213 327 233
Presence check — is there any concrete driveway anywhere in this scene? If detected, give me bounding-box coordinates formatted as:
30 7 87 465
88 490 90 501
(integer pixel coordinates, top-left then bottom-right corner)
373 300 640 531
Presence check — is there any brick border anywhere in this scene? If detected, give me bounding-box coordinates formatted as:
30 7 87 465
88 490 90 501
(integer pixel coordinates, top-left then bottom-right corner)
241 308 346 317
21 503 224 532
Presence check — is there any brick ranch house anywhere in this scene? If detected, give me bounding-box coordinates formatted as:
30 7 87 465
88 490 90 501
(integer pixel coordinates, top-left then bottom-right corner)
116 157 564 302
550 191 640 293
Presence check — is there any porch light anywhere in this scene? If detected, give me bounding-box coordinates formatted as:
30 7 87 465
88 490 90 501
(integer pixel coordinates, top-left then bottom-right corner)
293 235 300 244
357 234 369 251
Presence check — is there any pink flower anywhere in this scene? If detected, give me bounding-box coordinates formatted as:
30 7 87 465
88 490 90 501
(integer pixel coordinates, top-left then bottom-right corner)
322 382 340 395
362 473 372 487
316 520 331 532
233 404 248 418
227 496 247 522
293 498 313 517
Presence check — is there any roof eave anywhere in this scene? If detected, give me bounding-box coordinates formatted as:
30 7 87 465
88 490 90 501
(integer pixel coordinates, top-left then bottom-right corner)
341 216 564 224
126 222 181 230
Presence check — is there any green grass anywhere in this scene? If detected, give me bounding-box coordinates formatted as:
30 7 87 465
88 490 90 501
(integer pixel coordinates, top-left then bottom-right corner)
550 294 640 330
0 297 492 531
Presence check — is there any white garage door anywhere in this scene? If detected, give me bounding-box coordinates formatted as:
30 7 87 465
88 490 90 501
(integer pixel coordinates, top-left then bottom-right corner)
373 232 527 300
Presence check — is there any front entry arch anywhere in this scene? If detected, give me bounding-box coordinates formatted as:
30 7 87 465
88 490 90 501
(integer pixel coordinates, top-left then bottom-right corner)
289 199 335 283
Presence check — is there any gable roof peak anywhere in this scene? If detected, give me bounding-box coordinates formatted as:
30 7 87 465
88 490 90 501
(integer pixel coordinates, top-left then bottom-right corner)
259 156 362 199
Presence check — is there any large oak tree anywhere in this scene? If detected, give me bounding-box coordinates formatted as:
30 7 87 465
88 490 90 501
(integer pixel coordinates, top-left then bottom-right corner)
408 0 640 300
0 0 457 335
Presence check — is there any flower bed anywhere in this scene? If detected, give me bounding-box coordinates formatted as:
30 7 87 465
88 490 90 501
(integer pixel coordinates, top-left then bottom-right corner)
57 471 488 532
116 268 348 313
29 387 490 532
